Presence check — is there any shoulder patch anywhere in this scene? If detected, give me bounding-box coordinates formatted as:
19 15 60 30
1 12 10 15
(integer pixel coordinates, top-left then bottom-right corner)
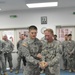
22 43 27 47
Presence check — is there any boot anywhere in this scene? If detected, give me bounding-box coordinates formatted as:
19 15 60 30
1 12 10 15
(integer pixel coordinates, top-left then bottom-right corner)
4 72 8 75
10 68 13 73
69 69 72 72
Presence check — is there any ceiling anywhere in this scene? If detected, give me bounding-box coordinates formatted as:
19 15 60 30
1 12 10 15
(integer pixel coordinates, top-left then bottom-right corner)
0 0 75 11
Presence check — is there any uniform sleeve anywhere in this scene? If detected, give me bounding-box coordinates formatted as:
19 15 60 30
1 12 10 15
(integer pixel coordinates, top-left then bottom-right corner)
17 41 19 50
58 41 62 54
11 42 14 50
21 42 39 65
70 41 75 54
32 42 43 59
1 41 6 52
8 41 14 53
48 44 61 66
61 42 64 56
41 50 47 61
38 42 43 53
41 43 47 61
0 41 3 52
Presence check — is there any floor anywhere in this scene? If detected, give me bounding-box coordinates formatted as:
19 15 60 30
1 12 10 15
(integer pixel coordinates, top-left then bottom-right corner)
3 70 75 75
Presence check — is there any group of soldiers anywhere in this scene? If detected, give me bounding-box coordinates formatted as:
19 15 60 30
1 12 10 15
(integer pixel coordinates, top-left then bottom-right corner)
62 34 75 72
19 26 61 75
0 35 14 75
0 25 75 75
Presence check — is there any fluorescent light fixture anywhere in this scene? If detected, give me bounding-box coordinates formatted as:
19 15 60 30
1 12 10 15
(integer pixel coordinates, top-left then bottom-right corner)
26 2 58 8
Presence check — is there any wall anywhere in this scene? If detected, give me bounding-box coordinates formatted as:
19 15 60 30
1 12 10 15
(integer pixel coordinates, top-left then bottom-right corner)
0 7 75 39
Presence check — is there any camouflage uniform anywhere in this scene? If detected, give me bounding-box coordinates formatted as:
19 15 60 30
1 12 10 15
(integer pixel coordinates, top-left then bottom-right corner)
41 40 61 75
3 40 14 68
0 40 6 74
41 36 46 43
66 40 75 70
21 37 42 75
16 39 26 71
54 40 62 54
54 40 62 75
62 40 68 69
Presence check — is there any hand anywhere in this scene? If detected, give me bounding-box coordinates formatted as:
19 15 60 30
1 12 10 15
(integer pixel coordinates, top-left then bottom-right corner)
39 61 46 69
44 62 48 67
37 53 42 59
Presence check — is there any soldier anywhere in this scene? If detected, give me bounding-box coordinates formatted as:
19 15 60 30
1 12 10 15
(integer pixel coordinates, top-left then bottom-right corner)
54 34 57 41
54 34 62 75
0 40 8 75
2 35 14 73
53 34 62 54
40 28 61 75
67 34 75 72
62 34 68 70
21 25 42 75
15 34 26 74
41 29 47 43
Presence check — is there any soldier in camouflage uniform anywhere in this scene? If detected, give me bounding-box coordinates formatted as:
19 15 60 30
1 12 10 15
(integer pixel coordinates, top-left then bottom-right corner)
54 34 62 75
54 34 62 54
21 26 42 75
2 35 14 73
41 29 47 43
67 34 75 72
0 40 8 75
54 35 57 41
15 34 26 74
62 34 68 70
40 29 61 75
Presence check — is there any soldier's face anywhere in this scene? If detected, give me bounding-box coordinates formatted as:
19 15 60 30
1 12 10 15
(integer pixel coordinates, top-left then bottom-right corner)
54 36 57 39
68 36 72 40
65 35 68 40
19 34 25 40
45 31 53 41
29 30 37 39
3 36 8 40
21 34 25 40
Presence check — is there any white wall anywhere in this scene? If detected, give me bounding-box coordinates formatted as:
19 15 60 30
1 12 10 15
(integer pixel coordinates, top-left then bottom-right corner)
0 7 75 39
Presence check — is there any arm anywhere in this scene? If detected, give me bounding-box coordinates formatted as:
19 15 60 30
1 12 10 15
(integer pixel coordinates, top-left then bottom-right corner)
8 41 14 53
48 44 61 66
1 41 6 52
61 42 64 58
40 41 48 61
21 42 39 65
70 42 75 55
0 41 3 54
17 41 19 50
33 42 43 59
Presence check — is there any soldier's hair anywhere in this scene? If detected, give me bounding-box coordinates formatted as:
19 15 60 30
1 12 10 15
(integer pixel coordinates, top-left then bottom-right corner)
54 34 57 37
44 28 54 35
65 34 68 36
28 25 37 31
21 34 26 36
68 34 72 36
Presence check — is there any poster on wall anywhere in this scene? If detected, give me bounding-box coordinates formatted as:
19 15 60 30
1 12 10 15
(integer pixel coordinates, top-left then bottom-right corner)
56 28 73 41
41 16 47 24
2 30 14 43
